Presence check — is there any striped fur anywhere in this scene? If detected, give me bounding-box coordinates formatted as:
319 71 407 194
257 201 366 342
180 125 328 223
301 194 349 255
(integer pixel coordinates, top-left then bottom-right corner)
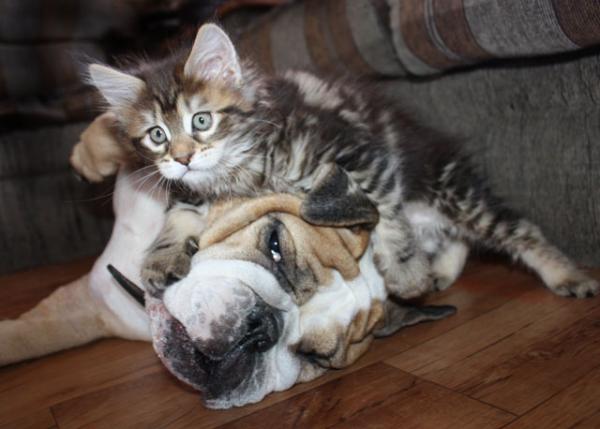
90 25 598 299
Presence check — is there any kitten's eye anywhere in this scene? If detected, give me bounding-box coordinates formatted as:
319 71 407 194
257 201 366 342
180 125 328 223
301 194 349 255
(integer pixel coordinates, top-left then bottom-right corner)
192 112 213 131
148 126 167 145
268 229 282 263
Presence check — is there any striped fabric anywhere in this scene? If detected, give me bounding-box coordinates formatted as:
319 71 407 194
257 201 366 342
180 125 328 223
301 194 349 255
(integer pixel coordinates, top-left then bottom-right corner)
238 0 600 76
237 0 406 76
389 0 600 75
1 0 600 126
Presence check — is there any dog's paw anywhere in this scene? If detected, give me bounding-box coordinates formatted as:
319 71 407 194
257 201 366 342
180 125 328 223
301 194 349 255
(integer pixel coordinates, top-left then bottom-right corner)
551 276 599 299
70 112 125 183
141 237 199 296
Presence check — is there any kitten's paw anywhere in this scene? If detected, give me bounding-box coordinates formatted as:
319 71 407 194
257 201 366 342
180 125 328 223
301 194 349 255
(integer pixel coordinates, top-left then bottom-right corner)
384 254 434 299
390 276 433 299
141 237 199 296
432 275 455 292
550 276 599 299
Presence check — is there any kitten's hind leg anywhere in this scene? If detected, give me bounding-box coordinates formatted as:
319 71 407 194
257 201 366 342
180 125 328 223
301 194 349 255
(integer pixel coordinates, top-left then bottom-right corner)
405 202 469 291
508 220 598 298
431 240 469 291
441 191 598 298
372 211 433 299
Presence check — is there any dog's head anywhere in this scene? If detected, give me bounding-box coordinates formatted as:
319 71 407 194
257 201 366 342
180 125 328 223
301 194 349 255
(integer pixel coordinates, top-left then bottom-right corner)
112 169 455 409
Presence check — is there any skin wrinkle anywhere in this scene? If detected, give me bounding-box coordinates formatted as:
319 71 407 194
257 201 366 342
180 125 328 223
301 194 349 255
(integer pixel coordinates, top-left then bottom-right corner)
147 193 398 406
200 200 367 301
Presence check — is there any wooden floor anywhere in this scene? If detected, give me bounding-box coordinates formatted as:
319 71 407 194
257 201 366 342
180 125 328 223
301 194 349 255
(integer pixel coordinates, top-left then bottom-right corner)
1 257 599 429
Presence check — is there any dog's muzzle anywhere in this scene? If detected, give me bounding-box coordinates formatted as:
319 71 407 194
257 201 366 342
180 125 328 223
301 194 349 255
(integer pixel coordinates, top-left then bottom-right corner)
146 259 302 408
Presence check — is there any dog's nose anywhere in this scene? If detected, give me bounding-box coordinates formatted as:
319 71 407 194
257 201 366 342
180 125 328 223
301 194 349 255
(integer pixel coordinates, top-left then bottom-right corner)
192 296 282 360
243 301 281 353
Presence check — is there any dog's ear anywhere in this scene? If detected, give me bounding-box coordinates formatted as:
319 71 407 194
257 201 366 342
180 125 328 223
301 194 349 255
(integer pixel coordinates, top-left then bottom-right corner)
300 163 379 230
373 300 456 338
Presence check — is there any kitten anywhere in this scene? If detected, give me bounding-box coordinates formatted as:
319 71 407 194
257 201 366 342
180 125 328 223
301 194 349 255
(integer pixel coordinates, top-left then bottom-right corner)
87 24 598 299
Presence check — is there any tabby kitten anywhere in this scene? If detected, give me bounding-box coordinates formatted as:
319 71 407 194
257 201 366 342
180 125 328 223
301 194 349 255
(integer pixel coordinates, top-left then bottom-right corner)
88 24 598 299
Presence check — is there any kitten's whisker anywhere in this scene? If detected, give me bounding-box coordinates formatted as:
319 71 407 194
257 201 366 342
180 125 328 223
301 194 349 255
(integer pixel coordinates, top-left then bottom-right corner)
148 175 165 201
133 170 160 194
132 174 157 189
131 166 159 184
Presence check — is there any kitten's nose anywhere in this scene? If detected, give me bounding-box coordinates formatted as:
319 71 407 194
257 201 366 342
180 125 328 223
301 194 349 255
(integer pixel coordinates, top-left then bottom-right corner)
174 154 192 166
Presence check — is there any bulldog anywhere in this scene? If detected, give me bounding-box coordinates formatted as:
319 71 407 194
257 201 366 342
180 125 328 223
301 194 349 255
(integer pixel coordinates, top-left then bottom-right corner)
0 168 456 409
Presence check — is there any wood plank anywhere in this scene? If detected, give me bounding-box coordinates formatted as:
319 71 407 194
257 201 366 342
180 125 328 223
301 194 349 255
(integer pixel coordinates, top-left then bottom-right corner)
386 275 600 415
0 339 159 425
220 363 514 429
189 364 416 429
51 368 201 429
570 410 600 429
0 408 55 429
397 260 534 347
0 256 95 319
0 260 546 428
49 341 415 429
385 286 600 377
329 377 514 429
2 260 599 428
434 307 600 415
503 366 600 429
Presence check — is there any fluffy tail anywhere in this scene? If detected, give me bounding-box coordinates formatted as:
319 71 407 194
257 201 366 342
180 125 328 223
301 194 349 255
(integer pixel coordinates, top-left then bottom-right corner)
0 275 111 366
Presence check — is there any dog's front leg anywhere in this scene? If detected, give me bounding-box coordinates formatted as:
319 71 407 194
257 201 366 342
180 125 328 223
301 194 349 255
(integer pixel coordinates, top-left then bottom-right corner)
70 112 131 183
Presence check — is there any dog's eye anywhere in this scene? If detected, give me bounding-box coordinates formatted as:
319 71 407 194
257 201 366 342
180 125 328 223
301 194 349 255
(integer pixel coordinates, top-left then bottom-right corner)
268 230 282 263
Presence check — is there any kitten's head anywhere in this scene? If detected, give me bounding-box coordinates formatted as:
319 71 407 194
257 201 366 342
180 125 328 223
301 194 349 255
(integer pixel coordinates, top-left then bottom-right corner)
88 24 265 193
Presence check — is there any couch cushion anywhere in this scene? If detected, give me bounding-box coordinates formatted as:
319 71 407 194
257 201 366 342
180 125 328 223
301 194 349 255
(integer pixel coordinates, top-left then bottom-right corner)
237 0 600 76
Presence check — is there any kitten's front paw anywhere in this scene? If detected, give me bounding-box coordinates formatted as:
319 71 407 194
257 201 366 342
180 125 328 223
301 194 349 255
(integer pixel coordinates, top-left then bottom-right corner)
141 237 199 296
551 275 599 299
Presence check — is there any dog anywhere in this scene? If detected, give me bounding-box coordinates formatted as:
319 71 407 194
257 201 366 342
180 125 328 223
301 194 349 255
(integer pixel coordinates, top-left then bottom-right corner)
1 132 457 408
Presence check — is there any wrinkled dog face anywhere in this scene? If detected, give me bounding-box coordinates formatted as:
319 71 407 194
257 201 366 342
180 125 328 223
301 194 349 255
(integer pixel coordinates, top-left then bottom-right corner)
145 200 389 408
143 198 454 409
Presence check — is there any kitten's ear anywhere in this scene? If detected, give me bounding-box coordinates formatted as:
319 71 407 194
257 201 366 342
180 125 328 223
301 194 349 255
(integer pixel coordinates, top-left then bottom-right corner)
88 64 145 109
184 24 242 86
301 163 380 230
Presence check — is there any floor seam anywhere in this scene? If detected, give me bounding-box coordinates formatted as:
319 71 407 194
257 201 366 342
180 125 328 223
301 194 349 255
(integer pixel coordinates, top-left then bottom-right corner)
493 361 600 428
